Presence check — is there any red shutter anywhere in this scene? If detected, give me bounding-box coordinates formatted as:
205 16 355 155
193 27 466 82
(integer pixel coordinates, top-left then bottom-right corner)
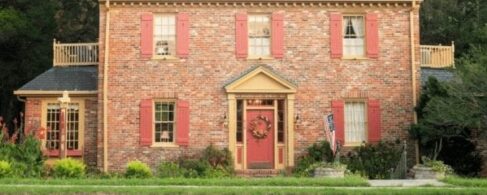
331 100 345 145
367 99 381 143
235 13 248 59
330 13 343 59
139 99 153 146
176 100 190 146
366 13 379 58
271 12 284 59
177 12 190 58
140 13 154 59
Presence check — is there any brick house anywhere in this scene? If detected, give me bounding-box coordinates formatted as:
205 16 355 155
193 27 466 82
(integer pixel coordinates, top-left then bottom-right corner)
15 0 426 172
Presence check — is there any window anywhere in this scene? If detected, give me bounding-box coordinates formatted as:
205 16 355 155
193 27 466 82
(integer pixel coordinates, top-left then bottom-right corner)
236 100 243 143
154 14 176 57
45 103 81 151
344 101 367 145
249 14 271 57
343 16 365 57
154 101 175 143
277 100 285 143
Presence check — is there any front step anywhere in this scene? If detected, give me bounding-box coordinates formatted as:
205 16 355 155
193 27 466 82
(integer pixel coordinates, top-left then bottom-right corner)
236 169 281 177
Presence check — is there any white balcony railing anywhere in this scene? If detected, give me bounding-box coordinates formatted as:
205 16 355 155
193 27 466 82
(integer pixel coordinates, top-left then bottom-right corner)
420 42 455 68
53 39 99 66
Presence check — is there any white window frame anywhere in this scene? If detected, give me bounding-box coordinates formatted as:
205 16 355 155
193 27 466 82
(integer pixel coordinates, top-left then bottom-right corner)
344 100 368 146
153 14 177 59
342 15 366 58
248 14 272 58
152 100 178 147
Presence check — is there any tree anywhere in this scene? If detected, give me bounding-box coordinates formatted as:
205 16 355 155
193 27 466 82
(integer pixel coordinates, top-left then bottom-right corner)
420 0 487 55
411 49 486 176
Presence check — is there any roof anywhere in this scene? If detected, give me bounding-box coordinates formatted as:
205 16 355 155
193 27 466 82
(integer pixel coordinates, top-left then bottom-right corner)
15 66 98 96
420 68 455 86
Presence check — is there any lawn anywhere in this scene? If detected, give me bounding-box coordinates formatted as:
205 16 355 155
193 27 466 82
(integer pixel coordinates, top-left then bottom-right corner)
0 176 368 187
442 176 487 188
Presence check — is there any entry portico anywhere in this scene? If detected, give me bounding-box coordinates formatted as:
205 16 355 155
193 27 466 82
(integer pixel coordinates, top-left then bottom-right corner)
225 65 296 170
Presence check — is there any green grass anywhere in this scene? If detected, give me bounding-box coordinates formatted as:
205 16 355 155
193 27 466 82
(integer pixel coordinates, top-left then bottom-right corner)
0 176 368 187
443 176 487 188
0 186 485 194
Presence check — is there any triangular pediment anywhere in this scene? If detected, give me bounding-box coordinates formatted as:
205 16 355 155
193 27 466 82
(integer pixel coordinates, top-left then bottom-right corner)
225 66 297 93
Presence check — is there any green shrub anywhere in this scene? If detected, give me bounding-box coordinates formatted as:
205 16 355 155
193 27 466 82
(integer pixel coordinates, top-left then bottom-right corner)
203 168 233 178
52 158 86 178
179 159 210 178
0 135 44 177
125 160 152 178
294 141 334 177
202 145 234 170
344 141 402 179
157 162 185 178
423 157 454 174
0 160 12 178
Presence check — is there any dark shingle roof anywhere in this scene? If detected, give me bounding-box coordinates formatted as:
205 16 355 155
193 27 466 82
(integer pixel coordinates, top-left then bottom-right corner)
421 67 455 87
18 66 98 91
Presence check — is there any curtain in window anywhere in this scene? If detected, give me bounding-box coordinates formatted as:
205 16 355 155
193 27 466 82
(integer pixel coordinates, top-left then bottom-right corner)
345 102 366 144
343 16 365 56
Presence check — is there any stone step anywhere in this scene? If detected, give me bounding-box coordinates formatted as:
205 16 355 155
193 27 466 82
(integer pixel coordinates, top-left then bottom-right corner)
236 169 281 177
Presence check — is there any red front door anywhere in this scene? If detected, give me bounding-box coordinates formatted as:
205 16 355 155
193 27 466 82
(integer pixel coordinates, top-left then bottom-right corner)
246 110 274 169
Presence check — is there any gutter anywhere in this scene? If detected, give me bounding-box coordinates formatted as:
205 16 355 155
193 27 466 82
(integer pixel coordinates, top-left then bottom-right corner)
410 0 419 164
103 0 110 172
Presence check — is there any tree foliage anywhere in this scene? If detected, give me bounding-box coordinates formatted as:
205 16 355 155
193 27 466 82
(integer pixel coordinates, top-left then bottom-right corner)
0 0 98 122
420 0 487 55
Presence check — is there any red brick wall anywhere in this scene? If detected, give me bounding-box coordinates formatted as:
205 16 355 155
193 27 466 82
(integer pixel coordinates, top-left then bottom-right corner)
24 98 42 136
98 4 421 171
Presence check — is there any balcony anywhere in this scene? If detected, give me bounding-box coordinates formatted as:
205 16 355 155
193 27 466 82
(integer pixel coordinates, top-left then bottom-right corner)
53 39 99 66
420 42 455 69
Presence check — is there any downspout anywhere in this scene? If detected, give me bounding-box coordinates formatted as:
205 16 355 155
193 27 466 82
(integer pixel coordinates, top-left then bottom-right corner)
103 0 110 172
410 0 419 164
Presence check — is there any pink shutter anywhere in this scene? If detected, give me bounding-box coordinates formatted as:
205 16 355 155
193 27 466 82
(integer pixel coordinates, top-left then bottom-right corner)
139 99 153 146
331 100 345 145
330 13 343 59
176 100 190 146
367 99 381 143
366 13 379 58
177 12 190 58
271 12 284 59
140 13 153 59
235 13 248 59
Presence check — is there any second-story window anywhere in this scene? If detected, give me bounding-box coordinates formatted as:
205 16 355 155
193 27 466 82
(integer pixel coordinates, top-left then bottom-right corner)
154 14 176 57
249 14 271 57
343 16 365 57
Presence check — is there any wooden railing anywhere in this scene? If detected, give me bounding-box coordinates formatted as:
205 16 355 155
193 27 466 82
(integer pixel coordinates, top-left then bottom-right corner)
420 42 455 68
53 39 99 66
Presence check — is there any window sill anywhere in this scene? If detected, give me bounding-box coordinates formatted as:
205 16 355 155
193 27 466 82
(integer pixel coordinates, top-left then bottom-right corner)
343 143 365 147
151 56 180 61
247 56 274 61
151 143 180 148
342 56 369 60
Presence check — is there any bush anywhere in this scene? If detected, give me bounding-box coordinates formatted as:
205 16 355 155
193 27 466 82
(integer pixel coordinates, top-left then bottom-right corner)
202 145 234 171
294 141 334 177
125 160 152 178
203 168 232 178
52 158 86 178
0 160 12 178
179 159 210 178
0 135 44 177
422 157 454 174
157 162 185 178
344 141 402 179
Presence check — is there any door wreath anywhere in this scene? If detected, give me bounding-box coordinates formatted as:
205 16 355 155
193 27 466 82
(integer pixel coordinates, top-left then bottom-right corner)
249 115 272 139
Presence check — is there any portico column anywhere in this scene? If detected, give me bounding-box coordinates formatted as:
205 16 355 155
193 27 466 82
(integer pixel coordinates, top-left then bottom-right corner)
286 94 295 167
227 94 237 166
58 91 71 158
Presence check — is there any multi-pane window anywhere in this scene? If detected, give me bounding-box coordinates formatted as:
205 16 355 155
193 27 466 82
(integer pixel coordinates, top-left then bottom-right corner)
343 16 365 56
249 15 271 57
154 102 175 143
277 100 285 143
236 100 243 143
45 103 80 150
344 101 367 145
154 15 176 57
